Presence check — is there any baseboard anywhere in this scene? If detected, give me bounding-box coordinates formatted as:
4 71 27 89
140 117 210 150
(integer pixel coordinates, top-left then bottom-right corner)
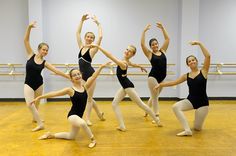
0 98 25 102
1 97 236 102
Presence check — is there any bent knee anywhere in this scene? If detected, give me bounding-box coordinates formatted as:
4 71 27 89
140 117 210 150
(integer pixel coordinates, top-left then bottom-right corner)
68 135 76 140
79 120 87 128
172 104 179 112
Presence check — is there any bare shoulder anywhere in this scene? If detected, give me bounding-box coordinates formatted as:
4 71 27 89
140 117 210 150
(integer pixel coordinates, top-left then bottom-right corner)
26 53 34 60
64 87 74 96
201 69 208 79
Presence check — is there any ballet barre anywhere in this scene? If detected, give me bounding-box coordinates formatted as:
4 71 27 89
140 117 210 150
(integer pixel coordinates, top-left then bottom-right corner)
51 63 176 76
201 63 236 75
0 64 24 76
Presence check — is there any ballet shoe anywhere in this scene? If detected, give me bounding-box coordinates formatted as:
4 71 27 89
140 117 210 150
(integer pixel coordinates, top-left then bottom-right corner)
176 130 192 136
38 132 54 140
152 115 163 127
152 119 163 127
86 120 93 126
88 140 96 148
193 127 201 131
32 119 45 123
32 125 44 132
99 112 106 121
116 127 126 132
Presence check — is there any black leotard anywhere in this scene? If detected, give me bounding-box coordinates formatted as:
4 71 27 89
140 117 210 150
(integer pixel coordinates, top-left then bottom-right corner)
24 54 46 91
148 52 167 83
187 70 209 109
68 88 88 118
78 48 95 81
116 65 134 89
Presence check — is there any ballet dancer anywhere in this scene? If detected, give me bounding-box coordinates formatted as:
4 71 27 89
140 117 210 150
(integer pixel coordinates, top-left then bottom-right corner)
31 62 110 148
90 44 162 131
24 21 69 131
141 22 170 119
76 14 105 126
154 41 210 136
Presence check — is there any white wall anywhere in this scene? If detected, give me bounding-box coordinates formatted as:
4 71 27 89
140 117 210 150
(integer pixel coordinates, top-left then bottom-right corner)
41 0 180 97
0 0 235 99
0 0 28 63
0 0 28 98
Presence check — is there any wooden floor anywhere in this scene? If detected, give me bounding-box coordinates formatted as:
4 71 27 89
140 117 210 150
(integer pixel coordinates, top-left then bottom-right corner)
0 100 236 156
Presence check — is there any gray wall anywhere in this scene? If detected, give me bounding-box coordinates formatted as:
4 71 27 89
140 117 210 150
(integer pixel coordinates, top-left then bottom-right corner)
0 0 235 99
199 0 236 97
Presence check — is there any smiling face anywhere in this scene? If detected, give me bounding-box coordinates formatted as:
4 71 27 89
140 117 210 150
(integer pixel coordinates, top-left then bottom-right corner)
69 69 82 83
38 43 49 57
186 55 198 69
123 45 136 59
84 32 95 45
149 38 159 52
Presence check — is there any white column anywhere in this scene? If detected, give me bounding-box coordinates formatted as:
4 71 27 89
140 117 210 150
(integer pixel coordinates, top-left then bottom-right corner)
28 0 47 103
177 0 199 98
28 0 43 48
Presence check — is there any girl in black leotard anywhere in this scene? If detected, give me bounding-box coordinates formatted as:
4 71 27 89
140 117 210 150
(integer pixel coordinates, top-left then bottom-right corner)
141 22 170 120
76 14 105 126
24 21 69 131
90 44 162 131
30 62 110 148
154 41 211 136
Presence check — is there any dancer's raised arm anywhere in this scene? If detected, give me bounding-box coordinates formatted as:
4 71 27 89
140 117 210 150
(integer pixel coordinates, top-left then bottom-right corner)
89 15 103 56
24 21 36 58
141 24 152 59
157 22 170 52
190 41 211 77
76 14 89 49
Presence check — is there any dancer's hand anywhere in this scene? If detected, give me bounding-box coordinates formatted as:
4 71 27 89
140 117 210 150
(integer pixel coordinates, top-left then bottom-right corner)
140 67 147 73
153 83 161 91
88 44 99 48
81 14 89 22
91 15 100 25
189 41 201 46
144 24 151 32
29 21 37 28
101 61 112 68
30 97 40 105
156 22 164 29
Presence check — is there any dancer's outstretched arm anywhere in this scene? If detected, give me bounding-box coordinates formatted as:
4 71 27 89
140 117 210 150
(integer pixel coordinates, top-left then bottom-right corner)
85 62 111 90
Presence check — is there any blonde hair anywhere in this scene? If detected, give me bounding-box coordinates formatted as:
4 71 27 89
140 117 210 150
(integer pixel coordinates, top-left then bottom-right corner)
38 42 49 51
128 45 136 55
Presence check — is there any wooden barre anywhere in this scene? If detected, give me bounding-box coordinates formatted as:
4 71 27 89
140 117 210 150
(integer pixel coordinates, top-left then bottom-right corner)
0 64 24 76
51 63 176 67
51 71 175 76
209 72 236 75
0 73 24 76
201 63 236 67
0 64 23 66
